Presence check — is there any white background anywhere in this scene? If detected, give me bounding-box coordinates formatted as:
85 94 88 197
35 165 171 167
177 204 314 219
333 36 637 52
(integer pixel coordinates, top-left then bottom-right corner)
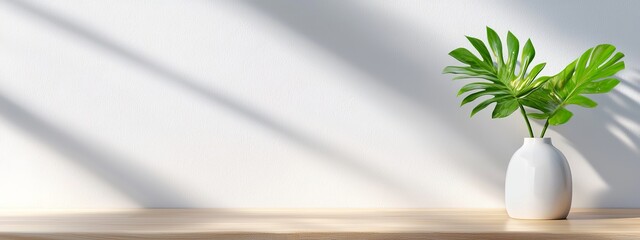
0 0 638 208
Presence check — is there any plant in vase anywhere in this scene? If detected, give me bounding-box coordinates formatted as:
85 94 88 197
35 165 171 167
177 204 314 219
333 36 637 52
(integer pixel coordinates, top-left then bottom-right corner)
443 27 625 219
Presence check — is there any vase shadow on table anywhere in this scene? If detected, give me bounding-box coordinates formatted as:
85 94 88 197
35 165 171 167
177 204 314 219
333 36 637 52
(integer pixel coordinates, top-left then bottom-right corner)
568 212 640 220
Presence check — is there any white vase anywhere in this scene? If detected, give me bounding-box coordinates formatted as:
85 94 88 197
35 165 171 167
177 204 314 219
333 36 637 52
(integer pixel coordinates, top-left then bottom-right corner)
505 138 572 219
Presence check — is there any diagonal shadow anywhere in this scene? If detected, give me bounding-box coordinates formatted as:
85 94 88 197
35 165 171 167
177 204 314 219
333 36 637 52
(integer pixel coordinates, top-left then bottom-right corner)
239 0 519 195
513 0 640 207
553 76 640 207
0 93 193 207
517 0 640 57
1 0 425 203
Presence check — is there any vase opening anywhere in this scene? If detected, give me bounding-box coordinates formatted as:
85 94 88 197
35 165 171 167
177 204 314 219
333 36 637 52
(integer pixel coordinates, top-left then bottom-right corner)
523 137 552 144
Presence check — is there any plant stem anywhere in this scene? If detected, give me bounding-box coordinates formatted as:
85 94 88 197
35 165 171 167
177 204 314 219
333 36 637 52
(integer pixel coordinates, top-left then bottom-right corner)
540 120 550 138
518 104 534 138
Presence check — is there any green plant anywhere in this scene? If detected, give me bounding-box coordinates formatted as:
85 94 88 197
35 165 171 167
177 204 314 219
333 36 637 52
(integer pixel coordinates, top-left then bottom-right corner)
443 27 625 138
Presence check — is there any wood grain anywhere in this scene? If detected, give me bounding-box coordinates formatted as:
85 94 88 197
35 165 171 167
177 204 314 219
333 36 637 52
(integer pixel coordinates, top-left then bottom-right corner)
0 209 639 239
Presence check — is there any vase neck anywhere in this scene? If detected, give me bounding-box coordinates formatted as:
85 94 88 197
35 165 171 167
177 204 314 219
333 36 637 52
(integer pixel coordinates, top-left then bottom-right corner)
523 138 552 145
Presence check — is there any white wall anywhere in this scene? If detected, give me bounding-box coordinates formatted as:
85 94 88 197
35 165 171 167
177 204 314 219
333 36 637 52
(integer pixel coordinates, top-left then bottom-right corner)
0 0 638 208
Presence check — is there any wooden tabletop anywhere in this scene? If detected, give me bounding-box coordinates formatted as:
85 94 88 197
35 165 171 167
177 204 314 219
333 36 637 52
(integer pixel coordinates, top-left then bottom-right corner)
0 209 639 239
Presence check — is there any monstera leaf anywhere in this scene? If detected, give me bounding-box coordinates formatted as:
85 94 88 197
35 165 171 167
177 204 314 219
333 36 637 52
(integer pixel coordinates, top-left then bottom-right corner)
525 44 625 135
444 27 626 137
443 27 549 137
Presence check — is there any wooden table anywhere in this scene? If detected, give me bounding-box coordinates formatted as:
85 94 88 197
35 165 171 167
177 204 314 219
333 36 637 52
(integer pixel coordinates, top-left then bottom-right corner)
0 209 638 239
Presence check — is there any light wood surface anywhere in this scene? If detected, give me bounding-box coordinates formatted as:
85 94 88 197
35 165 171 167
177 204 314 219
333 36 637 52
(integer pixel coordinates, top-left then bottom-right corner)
0 209 639 239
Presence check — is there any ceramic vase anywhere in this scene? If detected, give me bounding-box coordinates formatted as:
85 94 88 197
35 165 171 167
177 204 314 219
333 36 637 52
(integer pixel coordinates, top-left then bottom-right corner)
505 138 572 219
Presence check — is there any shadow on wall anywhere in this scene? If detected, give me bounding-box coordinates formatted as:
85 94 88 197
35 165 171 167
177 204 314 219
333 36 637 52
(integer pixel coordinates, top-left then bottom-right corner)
514 0 640 208
239 0 523 197
242 0 640 206
518 0 640 51
7 0 638 207
556 72 640 207
1 0 432 205
0 93 194 207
